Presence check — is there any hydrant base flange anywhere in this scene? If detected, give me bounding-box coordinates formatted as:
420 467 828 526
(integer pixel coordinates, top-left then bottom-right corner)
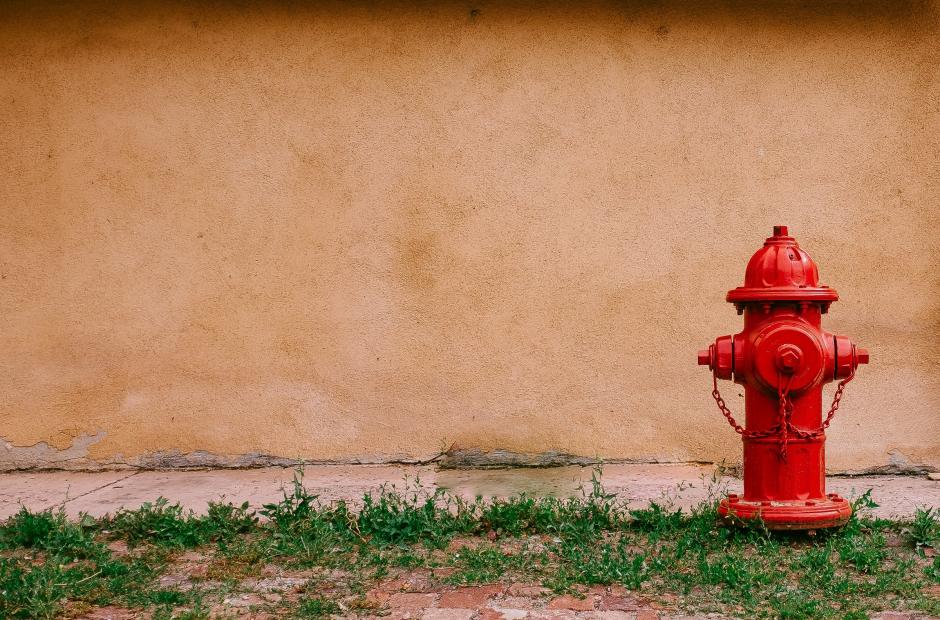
717 495 852 531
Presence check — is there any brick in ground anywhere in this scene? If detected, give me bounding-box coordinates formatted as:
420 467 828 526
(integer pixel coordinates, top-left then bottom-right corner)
547 594 596 611
387 593 438 610
438 585 503 608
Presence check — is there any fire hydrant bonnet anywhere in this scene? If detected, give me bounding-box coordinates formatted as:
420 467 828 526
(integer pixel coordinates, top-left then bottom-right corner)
726 225 839 306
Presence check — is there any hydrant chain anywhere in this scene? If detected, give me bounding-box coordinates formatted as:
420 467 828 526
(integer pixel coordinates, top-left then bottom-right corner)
777 374 793 461
709 368 854 451
710 372 780 439
818 371 854 432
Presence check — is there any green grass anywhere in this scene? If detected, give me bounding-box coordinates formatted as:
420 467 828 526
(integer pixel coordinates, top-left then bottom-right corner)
908 507 940 551
295 596 341 619
0 507 167 619
0 469 937 619
103 497 257 548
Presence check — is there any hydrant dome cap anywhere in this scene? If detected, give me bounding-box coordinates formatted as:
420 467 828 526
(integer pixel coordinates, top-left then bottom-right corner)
725 226 839 304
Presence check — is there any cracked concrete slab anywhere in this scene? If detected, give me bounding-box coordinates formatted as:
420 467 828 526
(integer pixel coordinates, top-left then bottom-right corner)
45 465 437 518
0 464 936 521
0 470 135 518
827 475 940 519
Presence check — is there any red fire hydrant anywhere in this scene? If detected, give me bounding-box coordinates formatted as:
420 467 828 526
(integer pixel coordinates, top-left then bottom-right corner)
698 226 869 529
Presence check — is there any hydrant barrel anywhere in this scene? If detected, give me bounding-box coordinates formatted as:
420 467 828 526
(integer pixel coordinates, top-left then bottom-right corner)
698 226 867 530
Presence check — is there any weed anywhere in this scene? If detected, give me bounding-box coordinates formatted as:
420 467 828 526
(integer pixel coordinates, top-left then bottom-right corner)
209 535 268 580
106 498 198 547
260 472 320 526
850 489 879 518
628 502 684 539
907 507 939 552
925 556 940 583
836 531 887 573
295 595 341 618
445 545 536 584
548 540 648 590
773 590 826 620
0 507 100 560
259 475 357 565
105 498 256 548
205 501 258 539
357 483 476 547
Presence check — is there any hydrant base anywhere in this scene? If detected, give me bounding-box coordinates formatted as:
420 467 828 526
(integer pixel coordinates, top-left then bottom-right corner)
718 496 852 530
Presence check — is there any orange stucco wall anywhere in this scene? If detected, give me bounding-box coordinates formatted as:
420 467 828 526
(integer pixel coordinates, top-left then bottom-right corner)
1 1 938 471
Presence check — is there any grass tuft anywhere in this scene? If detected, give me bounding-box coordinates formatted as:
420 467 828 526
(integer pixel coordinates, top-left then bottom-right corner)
104 498 256 548
907 507 939 551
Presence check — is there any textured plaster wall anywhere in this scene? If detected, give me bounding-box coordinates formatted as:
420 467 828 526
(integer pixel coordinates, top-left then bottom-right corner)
1 1 938 471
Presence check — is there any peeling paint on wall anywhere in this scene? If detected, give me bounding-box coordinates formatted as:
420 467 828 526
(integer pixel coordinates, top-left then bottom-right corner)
0 432 107 470
834 449 938 477
1 441 933 475
123 450 444 470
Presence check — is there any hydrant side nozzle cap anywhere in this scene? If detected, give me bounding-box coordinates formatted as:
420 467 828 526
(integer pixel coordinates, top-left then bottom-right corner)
698 349 711 366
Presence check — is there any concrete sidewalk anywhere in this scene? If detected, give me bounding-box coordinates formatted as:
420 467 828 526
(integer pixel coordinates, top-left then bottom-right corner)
0 464 937 521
